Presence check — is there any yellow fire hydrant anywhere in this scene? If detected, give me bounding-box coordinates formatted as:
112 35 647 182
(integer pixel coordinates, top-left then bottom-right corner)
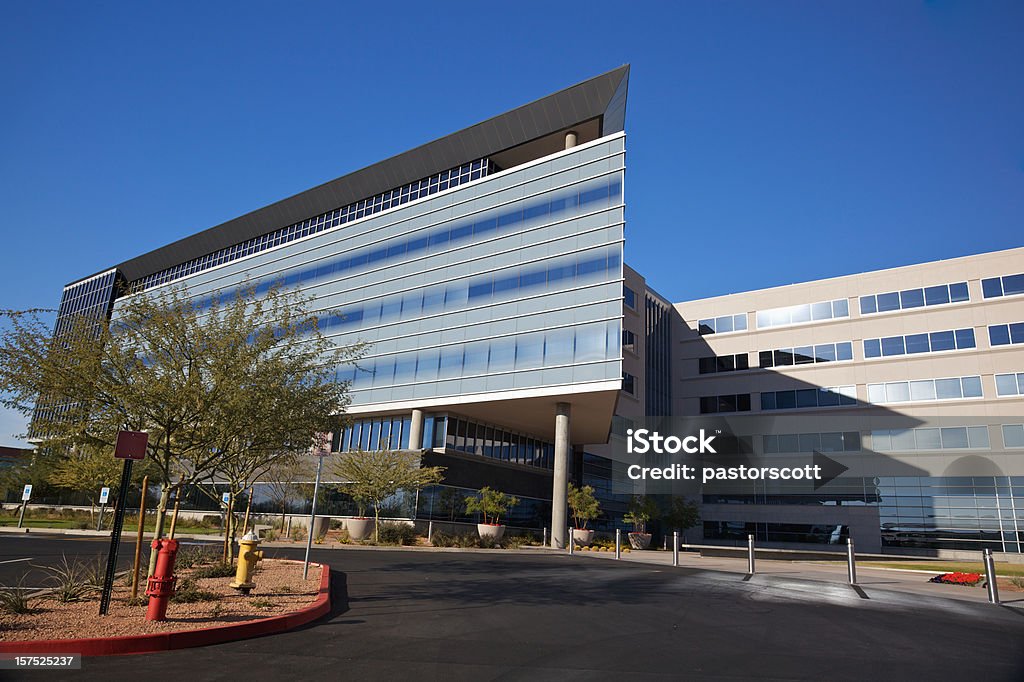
230 530 264 594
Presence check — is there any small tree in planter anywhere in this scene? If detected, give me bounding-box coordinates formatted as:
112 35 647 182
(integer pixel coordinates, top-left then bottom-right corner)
331 450 444 542
464 487 519 543
568 483 601 546
661 496 700 545
623 495 658 549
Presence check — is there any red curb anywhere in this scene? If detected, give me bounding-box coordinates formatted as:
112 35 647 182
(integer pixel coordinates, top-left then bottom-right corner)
0 562 331 656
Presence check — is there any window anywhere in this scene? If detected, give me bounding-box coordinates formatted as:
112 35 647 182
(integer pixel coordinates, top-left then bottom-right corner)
1002 424 1024 448
699 353 749 374
763 432 861 453
871 426 990 451
759 342 852 367
760 386 856 410
623 285 637 310
988 323 1024 347
755 299 849 329
995 373 1024 397
863 328 976 358
622 329 637 354
699 393 751 414
697 313 747 335
622 372 636 395
860 282 969 314
867 376 983 404
981 273 1024 299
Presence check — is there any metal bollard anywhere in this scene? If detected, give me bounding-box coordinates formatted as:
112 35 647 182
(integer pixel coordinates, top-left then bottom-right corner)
983 548 1000 605
427 520 433 544
673 531 679 567
747 534 756 574
543 527 548 548
615 529 621 559
847 538 857 585
568 527 574 554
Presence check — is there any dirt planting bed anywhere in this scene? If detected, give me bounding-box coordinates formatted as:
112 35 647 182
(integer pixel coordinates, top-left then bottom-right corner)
0 559 322 642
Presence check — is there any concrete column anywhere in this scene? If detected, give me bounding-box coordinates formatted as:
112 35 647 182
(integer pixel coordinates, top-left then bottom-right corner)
551 402 571 548
408 409 424 450
564 130 578 149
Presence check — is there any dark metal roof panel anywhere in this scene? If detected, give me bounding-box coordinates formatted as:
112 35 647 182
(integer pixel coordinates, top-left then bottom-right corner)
111 65 629 283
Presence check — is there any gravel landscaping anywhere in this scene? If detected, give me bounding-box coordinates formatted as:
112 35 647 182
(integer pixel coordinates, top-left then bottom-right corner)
0 559 322 642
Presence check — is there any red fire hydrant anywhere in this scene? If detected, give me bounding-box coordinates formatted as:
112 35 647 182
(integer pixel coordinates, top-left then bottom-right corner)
145 538 179 621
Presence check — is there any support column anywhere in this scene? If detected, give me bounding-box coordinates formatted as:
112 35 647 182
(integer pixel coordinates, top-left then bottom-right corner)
408 409 424 450
551 402 571 548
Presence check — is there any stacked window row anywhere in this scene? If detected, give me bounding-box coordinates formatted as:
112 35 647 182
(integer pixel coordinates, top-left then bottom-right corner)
759 342 853 368
1003 425 1024 448
859 282 968 315
989 323 1024 346
982 273 1024 299
762 431 861 454
756 299 849 329
335 416 414 452
760 386 857 410
135 159 493 293
699 394 751 414
699 353 749 374
867 376 982 404
698 313 747 335
864 328 975 358
995 373 1024 397
871 426 990 452
317 247 622 336
443 416 555 469
337 320 620 389
190 177 622 314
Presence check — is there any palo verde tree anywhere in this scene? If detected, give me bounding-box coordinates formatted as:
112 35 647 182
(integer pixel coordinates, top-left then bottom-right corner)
0 283 363 559
331 450 444 541
567 482 601 530
464 486 519 526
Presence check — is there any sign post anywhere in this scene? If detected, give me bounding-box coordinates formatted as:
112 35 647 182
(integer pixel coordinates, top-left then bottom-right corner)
17 484 32 528
96 487 110 532
303 433 331 580
99 430 148 616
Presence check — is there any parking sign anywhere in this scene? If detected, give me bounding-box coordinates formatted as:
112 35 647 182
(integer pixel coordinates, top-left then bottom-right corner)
22 484 32 501
99 487 110 504
221 492 231 505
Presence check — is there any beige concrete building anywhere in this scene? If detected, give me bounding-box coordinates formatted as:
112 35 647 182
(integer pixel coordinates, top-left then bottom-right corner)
672 246 1024 555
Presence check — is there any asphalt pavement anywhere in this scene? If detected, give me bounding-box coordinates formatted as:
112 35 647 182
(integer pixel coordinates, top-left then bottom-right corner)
3 535 1024 681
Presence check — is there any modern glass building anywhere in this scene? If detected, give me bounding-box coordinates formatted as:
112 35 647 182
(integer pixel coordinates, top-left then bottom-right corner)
46 67 632 548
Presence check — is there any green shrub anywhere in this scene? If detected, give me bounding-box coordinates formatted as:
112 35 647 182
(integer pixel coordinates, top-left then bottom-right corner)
1011 576 1024 589
191 562 235 579
170 578 218 603
431 531 480 548
0 578 34 614
250 598 275 609
39 555 97 603
289 526 307 542
175 544 221 569
377 522 419 546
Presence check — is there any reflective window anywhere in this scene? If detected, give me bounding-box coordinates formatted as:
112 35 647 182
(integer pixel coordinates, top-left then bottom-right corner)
982 273 1024 299
995 373 1024 397
868 376 984 404
760 386 856 410
860 282 969 315
863 328 976 358
698 313 747 335
699 393 751 414
1002 424 1024 449
699 353 749 374
756 299 849 329
872 426 990 451
623 285 637 310
622 372 636 396
989 323 1024 347
759 342 852 367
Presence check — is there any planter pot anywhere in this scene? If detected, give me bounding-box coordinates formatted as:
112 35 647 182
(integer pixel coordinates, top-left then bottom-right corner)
346 518 374 541
572 528 595 546
310 516 331 540
628 532 652 550
477 523 506 542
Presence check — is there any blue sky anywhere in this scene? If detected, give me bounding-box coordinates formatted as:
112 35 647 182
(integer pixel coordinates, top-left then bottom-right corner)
1 1 1022 445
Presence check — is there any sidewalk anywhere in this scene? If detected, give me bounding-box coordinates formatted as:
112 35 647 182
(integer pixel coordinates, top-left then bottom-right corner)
570 545 1024 608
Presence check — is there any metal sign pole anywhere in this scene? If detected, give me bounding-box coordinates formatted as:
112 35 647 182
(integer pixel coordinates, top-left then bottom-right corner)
99 458 133 615
303 453 325 580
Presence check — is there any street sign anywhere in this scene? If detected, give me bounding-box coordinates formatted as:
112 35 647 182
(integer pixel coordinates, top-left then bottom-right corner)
99 487 110 504
21 484 32 501
114 430 149 460
221 492 231 505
